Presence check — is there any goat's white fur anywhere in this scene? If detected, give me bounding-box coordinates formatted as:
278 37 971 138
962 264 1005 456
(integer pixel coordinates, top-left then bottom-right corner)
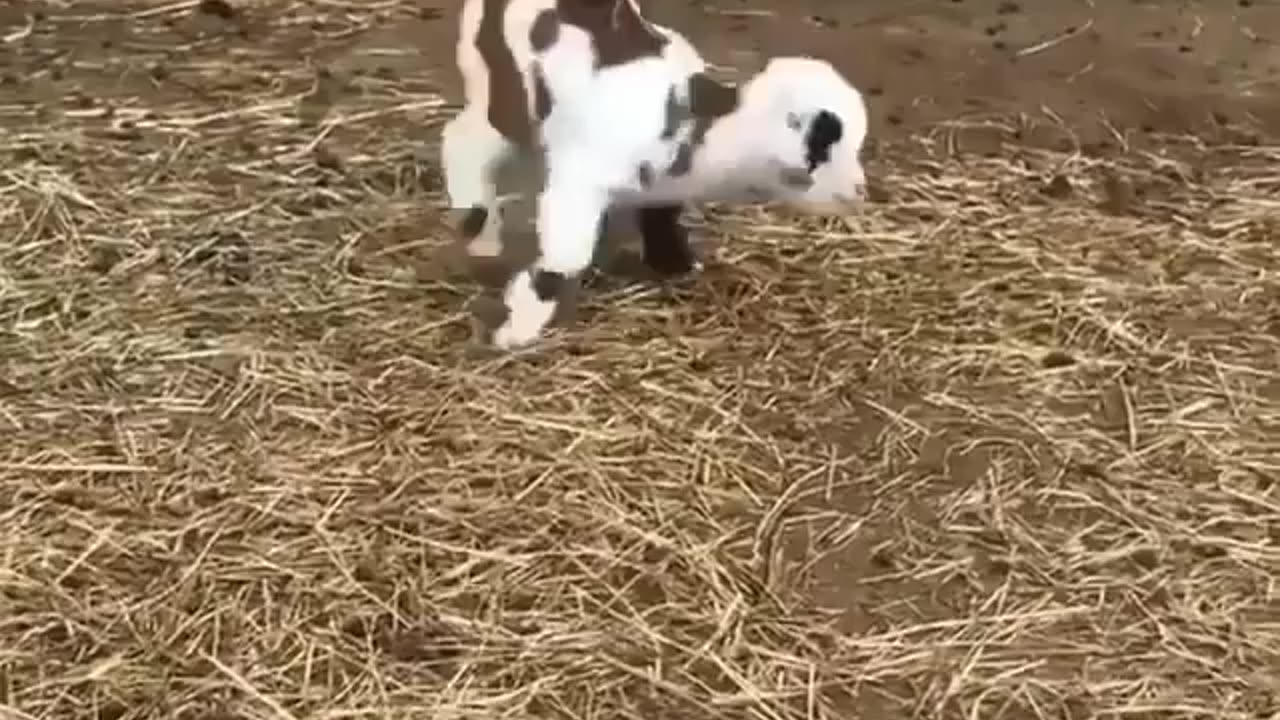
443 0 869 349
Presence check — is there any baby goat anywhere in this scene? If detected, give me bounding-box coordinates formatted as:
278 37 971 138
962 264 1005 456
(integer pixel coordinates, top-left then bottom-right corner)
441 0 870 349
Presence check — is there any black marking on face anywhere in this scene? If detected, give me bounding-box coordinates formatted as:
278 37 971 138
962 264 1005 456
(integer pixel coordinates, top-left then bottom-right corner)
532 269 567 301
460 206 488 239
804 110 843 172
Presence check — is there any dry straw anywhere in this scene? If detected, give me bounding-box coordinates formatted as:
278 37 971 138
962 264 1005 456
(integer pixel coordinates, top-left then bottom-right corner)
1 2 1278 720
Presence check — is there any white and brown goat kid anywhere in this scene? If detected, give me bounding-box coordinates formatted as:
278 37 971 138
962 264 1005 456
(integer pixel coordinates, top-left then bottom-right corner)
441 0 870 349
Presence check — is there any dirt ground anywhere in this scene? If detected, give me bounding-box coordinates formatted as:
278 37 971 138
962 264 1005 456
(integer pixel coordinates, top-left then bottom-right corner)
1 1 1278 719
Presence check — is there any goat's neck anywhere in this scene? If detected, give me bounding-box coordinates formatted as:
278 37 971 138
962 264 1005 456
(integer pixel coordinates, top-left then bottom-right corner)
698 111 777 183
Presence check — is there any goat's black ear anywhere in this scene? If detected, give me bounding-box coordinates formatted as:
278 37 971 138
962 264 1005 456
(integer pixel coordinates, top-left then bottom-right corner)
803 109 843 172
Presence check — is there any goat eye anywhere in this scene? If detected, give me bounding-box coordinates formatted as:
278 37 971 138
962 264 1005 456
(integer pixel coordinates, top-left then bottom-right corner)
785 112 804 131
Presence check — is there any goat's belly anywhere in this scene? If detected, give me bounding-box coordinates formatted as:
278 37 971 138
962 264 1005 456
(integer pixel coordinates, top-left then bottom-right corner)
609 168 724 207
610 177 764 209
609 184 692 208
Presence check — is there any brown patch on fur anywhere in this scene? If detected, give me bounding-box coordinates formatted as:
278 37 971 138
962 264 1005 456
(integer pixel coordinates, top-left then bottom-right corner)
473 0 667 146
665 72 740 177
529 9 559 52
476 0 532 145
556 0 667 68
533 69 553 121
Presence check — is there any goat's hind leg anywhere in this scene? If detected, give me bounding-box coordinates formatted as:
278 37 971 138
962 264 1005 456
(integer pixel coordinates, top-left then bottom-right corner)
440 110 515 257
636 203 700 276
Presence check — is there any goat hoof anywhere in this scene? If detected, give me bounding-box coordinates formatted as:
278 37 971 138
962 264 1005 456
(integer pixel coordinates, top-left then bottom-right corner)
645 253 701 277
492 323 536 350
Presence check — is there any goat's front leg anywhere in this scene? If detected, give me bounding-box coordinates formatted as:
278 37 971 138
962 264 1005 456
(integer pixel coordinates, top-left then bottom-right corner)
492 177 608 349
440 110 515 257
636 203 700 276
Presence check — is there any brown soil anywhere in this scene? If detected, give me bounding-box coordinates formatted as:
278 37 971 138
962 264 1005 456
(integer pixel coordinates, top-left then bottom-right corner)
1 2 1278 720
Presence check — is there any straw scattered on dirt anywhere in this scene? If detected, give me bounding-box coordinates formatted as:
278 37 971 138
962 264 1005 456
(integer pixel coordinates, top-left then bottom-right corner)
1 2 1278 719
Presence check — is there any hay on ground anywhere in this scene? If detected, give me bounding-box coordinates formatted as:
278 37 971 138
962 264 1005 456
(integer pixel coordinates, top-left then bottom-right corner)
1 2 1278 720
